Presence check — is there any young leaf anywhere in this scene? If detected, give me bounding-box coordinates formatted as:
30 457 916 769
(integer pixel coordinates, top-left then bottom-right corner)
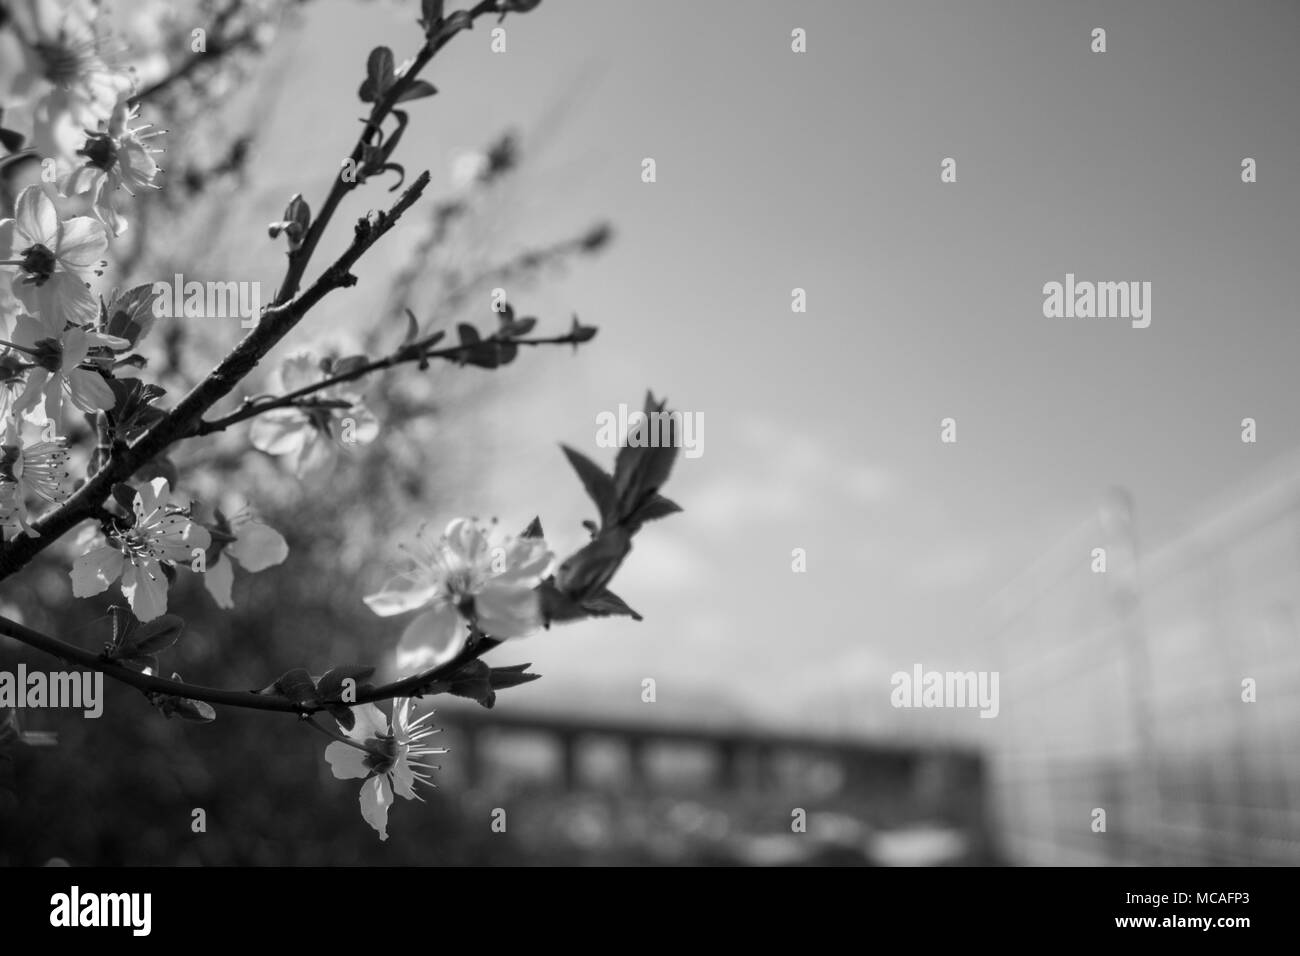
402 308 421 346
260 668 320 707
127 615 185 655
104 284 160 348
440 659 494 707
560 445 617 528
0 126 24 153
153 695 216 722
626 493 683 531
107 378 167 443
359 46 396 102
488 663 542 690
330 354 370 378
317 665 376 702
419 0 446 32
567 315 597 349
395 80 438 103
554 527 632 599
580 588 642 621
111 482 138 515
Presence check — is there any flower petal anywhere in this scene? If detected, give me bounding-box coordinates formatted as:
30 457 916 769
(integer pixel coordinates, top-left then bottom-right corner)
11 368 50 419
13 186 56 246
203 553 235 609
134 477 170 520
324 741 370 780
249 409 308 457
443 517 487 567
278 352 320 393
24 272 99 327
359 775 394 841
294 431 335 478
227 520 288 572
66 368 116 413
344 702 389 743
494 536 553 583
121 559 169 622
390 756 417 800
55 215 108 269
70 544 124 597
362 574 439 617
395 604 466 673
474 581 542 638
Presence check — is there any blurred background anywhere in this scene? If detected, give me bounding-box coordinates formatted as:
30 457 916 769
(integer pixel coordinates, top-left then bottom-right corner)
2 0 1300 864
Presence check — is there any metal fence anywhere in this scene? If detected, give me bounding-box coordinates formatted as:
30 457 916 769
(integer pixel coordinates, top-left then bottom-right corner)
980 464 1300 865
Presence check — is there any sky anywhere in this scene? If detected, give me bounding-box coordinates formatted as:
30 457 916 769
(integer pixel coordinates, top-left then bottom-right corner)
225 0 1300 734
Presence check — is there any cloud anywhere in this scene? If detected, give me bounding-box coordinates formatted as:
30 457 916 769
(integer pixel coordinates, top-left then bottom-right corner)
689 420 896 532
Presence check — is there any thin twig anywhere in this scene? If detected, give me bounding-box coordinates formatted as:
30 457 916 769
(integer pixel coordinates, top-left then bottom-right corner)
194 330 595 436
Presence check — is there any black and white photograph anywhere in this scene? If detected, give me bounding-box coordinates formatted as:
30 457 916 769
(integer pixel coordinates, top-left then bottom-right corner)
0 0 1293 933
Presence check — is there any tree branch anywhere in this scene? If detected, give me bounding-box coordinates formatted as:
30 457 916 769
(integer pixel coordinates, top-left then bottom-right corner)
271 0 500 306
194 329 597 436
0 170 431 580
0 611 502 716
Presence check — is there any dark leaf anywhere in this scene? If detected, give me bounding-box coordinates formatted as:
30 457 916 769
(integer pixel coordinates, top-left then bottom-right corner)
104 283 160 347
359 46 395 102
580 588 642 621
492 340 518 365
402 308 420 345
260 668 320 706
521 516 544 539
395 80 437 103
154 696 216 723
626 493 683 530
613 392 679 516
419 0 445 32
488 663 542 690
498 315 536 338
132 454 178 490
317 665 375 703
537 579 587 625
108 605 132 648
111 482 138 515
441 659 494 707
327 703 356 731
107 377 167 444
432 8 475 40
560 445 617 528
554 527 632 599
127 615 185 655
0 127 25 153
330 354 370 378
568 314 597 346
285 194 311 232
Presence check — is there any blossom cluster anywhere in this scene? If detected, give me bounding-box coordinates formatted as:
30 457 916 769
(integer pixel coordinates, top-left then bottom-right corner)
0 0 672 844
